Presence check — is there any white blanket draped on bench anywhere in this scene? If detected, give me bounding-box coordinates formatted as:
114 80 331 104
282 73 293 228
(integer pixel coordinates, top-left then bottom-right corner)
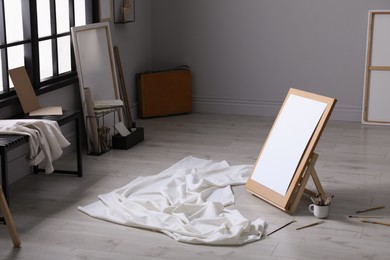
0 119 70 173
78 156 265 245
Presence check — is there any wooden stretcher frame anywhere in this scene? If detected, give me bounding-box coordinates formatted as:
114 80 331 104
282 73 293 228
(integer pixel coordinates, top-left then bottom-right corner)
362 11 390 125
71 22 122 153
114 46 133 129
246 88 336 214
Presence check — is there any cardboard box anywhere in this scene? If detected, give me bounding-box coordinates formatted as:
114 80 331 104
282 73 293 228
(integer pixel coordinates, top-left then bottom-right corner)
112 127 144 150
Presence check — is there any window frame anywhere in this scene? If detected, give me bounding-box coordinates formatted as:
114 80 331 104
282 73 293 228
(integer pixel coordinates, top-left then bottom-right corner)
0 0 86 107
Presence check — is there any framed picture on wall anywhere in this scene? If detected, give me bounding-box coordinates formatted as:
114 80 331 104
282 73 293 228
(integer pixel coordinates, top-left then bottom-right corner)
99 0 113 22
114 0 135 23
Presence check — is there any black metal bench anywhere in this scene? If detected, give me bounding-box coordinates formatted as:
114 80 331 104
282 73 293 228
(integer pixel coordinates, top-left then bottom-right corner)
0 110 83 203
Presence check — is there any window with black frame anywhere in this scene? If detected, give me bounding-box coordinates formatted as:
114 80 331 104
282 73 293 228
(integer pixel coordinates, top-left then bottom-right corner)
0 0 86 100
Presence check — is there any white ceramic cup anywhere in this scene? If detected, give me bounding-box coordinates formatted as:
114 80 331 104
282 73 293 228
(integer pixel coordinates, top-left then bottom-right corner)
309 204 329 219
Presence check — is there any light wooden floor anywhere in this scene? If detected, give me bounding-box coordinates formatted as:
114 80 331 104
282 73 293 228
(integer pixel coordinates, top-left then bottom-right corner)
1 113 390 259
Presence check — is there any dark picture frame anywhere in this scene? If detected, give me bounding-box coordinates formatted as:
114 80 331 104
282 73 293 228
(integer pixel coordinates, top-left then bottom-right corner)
114 0 135 23
99 0 113 22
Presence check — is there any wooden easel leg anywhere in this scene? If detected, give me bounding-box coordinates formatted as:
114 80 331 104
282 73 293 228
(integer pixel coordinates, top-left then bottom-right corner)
302 153 326 197
309 168 325 195
288 152 326 214
0 187 21 247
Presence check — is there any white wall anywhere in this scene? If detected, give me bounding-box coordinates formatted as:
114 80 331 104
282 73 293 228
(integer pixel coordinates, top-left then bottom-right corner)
150 0 390 121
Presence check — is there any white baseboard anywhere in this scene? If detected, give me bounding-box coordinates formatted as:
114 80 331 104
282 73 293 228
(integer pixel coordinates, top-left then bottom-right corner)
192 96 361 122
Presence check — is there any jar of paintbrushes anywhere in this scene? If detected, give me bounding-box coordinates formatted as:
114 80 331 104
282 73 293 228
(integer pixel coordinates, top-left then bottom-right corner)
309 193 334 219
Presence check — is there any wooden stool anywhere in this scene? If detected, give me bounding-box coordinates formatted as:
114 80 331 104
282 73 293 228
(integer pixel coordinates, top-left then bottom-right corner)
0 187 21 247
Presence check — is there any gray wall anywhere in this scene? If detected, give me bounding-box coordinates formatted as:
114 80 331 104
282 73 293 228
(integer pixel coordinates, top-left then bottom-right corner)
150 0 390 121
109 0 152 115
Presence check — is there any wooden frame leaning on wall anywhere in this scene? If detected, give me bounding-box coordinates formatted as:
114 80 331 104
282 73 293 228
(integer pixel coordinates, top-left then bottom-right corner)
71 22 122 154
362 10 390 125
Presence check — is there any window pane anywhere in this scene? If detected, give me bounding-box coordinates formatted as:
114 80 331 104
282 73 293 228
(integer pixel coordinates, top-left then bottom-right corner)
4 0 24 43
8 45 25 89
58 36 71 74
8 46 25 70
37 0 51 37
75 0 86 26
56 0 70 33
39 40 53 80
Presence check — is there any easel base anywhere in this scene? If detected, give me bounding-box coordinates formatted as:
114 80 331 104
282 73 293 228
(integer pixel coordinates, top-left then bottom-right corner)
287 153 325 214
0 187 21 247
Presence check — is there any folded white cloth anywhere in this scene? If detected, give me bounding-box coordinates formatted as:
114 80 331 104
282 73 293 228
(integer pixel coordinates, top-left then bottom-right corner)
78 156 265 245
0 119 70 173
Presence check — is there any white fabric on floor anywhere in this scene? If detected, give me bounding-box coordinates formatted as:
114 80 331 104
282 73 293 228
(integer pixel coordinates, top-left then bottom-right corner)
78 156 265 245
0 119 70 173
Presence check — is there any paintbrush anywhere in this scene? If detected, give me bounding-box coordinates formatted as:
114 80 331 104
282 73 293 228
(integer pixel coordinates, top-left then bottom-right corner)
361 220 390 227
310 193 334 206
348 215 383 219
267 220 296 236
355 205 385 214
296 220 325 230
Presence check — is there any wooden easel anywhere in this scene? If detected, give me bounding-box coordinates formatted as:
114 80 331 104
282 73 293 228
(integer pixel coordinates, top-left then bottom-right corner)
286 152 325 213
0 187 21 247
246 88 336 214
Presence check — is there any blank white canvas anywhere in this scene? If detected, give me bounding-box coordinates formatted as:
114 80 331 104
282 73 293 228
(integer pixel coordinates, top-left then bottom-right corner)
75 27 116 101
371 14 390 65
251 94 327 196
367 71 390 122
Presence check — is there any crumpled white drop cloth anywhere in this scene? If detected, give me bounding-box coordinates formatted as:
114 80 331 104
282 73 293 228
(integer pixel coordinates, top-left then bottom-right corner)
0 119 70 173
78 156 266 245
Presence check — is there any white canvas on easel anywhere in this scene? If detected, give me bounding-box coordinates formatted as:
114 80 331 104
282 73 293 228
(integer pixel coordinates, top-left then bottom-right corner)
251 94 327 196
9 66 63 116
246 88 336 214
